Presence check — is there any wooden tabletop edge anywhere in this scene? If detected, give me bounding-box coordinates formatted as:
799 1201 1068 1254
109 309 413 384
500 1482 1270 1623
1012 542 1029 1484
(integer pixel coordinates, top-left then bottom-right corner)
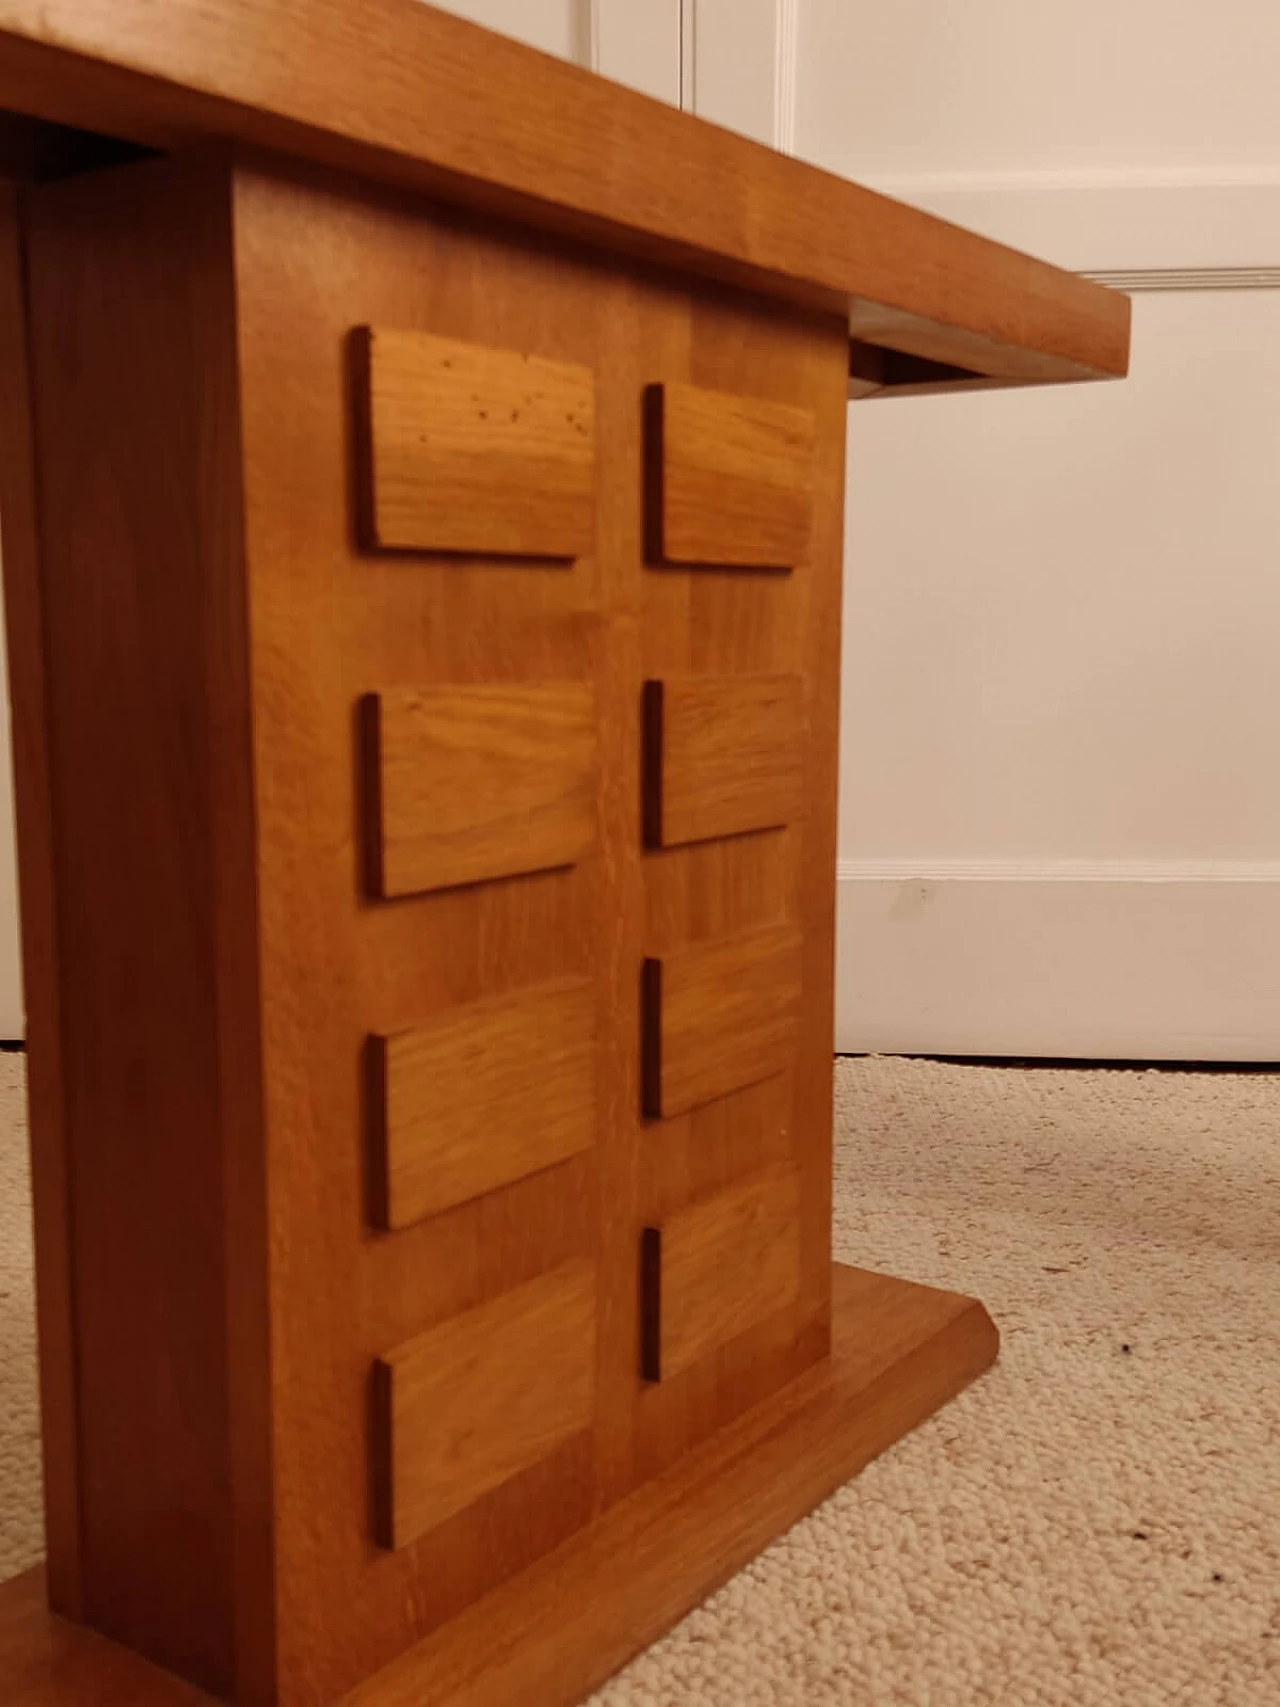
0 0 1130 393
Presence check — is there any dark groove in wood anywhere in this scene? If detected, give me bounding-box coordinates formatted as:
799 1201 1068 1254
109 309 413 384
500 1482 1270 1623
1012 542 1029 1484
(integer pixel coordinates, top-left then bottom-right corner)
640 680 664 849
639 1227 662 1384
640 958 662 1121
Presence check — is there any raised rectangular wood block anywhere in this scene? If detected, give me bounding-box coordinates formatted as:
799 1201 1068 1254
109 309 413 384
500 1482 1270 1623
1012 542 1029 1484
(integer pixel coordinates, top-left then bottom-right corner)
641 1163 802 1383
373 1259 597 1551
359 327 596 557
372 979 596 1230
364 681 596 897
642 921 802 1118
645 380 816 569
642 673 805 847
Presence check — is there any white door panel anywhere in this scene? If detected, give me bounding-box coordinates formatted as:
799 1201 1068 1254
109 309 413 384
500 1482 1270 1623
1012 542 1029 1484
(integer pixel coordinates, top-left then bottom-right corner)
787 0 1280 1059
593 2 682 104
836 287 1280 1057
426 0 683 103
426 0 584 61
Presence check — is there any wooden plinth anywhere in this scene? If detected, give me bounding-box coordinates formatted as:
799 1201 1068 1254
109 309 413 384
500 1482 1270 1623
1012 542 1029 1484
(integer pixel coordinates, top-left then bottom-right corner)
1 1264 997 1707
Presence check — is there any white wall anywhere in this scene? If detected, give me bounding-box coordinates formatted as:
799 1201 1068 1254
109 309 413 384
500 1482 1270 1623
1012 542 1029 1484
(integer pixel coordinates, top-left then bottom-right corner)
797 0 1280 181
683 0 793 149
434 0 585 60
789 0 1280 1057
424 0 682 103
841 291 1280 868
837 289 1280 1058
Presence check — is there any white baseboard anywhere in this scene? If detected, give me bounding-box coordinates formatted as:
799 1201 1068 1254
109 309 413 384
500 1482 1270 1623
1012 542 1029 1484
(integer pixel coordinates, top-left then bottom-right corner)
835 863 1280 1060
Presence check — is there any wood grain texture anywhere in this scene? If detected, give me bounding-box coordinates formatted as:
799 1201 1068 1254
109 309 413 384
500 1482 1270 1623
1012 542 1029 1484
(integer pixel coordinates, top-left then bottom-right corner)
0 1266 999 1707
0 0 1129 389
373 1259 597 1551
18 154 274 1699
373 978 596 1231
0 188 81 1617
226 153 849 1701
360 327 595 557
642 923 803 1119
0 1567 213 1707
8 145 851 1703
643 674 805 848
642 1165 803 1382
367 681 596 897
647 381 815 568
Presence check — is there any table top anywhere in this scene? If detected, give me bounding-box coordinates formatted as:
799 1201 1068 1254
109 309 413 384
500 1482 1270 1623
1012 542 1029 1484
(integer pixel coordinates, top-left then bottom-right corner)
0 0 1129 396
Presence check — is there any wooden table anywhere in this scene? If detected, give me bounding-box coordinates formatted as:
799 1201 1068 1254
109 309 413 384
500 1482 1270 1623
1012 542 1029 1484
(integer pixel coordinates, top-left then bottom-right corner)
0 5 1130 1704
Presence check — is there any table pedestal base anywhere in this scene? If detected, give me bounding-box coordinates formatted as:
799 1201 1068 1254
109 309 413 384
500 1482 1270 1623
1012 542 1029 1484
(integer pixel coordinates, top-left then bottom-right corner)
2 1263 996 1707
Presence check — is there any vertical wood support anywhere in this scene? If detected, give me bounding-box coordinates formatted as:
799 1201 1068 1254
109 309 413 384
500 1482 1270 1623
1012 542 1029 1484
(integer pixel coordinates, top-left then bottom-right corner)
9 154 274 1700
0 185 83 1623
0 141 995 1707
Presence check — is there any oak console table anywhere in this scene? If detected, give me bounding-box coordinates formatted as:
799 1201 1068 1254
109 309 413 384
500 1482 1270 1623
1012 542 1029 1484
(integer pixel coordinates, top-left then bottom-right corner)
0 5 1130 1704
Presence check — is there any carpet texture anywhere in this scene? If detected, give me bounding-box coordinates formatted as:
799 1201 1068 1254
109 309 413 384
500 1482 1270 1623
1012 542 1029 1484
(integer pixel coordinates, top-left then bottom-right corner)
0 1052 38 1592
3 1054 1278 1703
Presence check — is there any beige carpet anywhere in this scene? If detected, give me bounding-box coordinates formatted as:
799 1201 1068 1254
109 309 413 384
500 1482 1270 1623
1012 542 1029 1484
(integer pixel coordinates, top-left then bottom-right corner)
0 1052 39 1592
3 1055 1279 1703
